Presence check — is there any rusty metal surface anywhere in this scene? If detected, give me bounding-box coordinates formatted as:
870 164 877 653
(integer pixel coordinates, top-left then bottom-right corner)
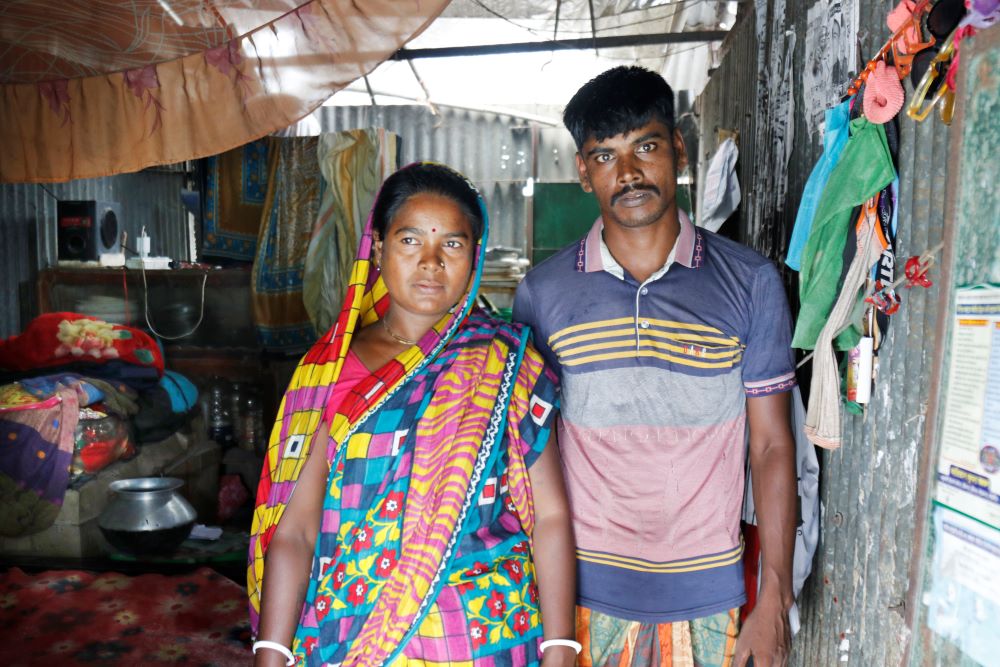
906 26 1000 667
694 0 991 664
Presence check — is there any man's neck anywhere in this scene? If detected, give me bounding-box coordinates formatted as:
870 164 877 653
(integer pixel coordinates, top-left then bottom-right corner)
601 211 681 283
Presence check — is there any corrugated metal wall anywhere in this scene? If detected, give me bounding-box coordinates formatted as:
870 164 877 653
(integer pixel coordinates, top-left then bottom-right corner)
697 0 970 664
315 105 579 251
794 100 952 667
0 169 191 337
907 29 1000 667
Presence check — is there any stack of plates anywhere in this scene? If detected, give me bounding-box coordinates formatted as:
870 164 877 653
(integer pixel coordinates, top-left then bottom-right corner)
75 295 138 325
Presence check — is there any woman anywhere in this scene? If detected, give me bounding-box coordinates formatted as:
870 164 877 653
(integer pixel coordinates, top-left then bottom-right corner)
248 163 577 667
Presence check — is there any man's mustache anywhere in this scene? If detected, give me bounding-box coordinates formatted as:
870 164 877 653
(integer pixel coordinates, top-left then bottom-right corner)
611 183 660 206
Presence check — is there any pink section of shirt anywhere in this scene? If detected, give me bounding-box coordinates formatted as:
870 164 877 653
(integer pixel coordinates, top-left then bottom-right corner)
559 415 747 562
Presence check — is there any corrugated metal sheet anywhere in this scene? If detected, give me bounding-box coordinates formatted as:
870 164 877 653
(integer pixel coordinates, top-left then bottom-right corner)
793 102 952 667
696 0 980 664
0 170 192 337
694 5 760 244
906 28 1000 667
315 105 568 251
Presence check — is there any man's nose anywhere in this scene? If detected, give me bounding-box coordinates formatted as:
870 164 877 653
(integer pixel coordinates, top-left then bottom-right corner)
616 154 642 184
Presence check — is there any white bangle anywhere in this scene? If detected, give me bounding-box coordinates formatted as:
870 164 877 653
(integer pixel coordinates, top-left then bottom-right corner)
252 640 295 666
540 638 583 655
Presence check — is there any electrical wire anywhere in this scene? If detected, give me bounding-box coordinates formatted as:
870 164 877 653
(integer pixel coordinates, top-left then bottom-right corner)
141 261 208 341
121 239 208 340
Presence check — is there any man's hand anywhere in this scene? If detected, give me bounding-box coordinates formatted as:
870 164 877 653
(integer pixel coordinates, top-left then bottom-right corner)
733 592 791 667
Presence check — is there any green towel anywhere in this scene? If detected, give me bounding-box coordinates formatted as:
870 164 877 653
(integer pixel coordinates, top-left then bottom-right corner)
792 118 896 350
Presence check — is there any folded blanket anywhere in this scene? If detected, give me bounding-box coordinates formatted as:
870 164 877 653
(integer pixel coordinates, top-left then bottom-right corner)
0 383 80 537
0 313 163 376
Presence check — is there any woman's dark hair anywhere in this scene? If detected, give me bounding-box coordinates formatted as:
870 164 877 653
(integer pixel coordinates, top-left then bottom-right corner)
563 66 676 150
372 163 484 242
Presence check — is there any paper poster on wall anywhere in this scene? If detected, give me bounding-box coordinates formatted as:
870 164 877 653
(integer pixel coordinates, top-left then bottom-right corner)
935 285 1000 530
803 0 858 136
925 504 1000 666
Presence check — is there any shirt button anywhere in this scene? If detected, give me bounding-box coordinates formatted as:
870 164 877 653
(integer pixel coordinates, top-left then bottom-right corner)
640 320 650 329
640 287 649 296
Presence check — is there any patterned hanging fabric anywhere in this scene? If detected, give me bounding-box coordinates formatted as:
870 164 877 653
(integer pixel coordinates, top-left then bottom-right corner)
251 136 323 352
304 129 399 334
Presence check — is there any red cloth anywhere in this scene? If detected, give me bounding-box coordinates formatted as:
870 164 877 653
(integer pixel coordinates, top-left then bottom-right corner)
0 313 163 375
0 567 251 666
740 521 761 623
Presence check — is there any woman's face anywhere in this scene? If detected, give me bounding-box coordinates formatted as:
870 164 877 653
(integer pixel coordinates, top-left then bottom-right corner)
374 192 476 325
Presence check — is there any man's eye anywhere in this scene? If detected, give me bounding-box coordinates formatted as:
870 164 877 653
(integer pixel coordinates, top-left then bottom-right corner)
637 143 655 153
595 154 611 163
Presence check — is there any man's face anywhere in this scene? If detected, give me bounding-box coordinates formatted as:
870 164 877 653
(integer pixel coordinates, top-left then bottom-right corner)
575 119 687 231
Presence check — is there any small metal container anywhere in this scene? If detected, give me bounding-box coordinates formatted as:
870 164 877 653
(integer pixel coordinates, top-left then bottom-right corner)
98 477 197 555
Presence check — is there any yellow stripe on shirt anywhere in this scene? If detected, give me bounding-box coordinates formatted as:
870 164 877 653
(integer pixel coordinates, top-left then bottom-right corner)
577 543 744 573
560 348 741 369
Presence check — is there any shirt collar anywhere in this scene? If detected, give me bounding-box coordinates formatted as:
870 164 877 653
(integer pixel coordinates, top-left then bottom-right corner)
580 209 701 278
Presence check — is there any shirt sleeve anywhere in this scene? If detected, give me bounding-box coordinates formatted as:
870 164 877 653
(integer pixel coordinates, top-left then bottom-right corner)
507 343 560 468
513 277 561 373
742 262 797 396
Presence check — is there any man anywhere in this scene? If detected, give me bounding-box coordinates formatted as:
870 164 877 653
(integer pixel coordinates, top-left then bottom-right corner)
513 66 797 667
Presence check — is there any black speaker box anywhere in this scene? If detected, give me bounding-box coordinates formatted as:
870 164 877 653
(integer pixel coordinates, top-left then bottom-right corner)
57 200 122 261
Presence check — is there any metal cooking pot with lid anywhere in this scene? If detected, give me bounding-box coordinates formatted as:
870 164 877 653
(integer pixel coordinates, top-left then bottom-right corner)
98 477 197 555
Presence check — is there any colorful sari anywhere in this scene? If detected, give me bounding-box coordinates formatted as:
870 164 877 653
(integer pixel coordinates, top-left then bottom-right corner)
248 164 559 667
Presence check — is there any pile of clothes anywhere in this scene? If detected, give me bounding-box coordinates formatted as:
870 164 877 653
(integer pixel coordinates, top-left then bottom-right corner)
0 312 197 539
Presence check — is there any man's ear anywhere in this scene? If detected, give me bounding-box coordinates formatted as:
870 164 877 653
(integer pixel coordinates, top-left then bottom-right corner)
575 153 593 193
672 129 688 173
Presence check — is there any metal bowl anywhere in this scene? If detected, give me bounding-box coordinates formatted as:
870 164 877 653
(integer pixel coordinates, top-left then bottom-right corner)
98 477 197 556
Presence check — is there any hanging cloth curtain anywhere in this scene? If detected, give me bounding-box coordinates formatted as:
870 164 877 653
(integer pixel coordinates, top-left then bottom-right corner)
202 139 271 261
0 0 450 184
252 136 322 353
303 128 399 334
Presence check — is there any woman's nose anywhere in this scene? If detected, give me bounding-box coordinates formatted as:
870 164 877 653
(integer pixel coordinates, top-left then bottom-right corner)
420 246 445 270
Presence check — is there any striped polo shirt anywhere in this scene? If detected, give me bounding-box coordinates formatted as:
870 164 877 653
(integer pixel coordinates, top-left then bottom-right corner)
513 211 796 622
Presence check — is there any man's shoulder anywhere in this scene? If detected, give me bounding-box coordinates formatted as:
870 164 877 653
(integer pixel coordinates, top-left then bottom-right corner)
700 228 773 273
520 240 586 290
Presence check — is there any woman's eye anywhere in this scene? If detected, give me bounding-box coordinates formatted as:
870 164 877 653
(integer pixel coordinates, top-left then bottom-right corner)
400 237 417 245
445 240 464 248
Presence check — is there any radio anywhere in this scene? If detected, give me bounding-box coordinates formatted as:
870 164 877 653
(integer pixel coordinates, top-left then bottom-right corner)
57 200 122 261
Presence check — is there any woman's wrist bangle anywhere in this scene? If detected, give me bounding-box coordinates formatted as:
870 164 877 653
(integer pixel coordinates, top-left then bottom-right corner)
252 640 295 666
540 638 583 655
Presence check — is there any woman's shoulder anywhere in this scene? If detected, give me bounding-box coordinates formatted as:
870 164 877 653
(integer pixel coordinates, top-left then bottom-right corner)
462 307 527 343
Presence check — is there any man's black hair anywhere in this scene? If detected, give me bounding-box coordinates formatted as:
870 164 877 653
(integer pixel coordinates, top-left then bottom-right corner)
563 66 676 150
372 163 484 242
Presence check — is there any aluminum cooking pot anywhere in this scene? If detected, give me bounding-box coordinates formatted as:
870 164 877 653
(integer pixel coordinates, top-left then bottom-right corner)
98 477 197 555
